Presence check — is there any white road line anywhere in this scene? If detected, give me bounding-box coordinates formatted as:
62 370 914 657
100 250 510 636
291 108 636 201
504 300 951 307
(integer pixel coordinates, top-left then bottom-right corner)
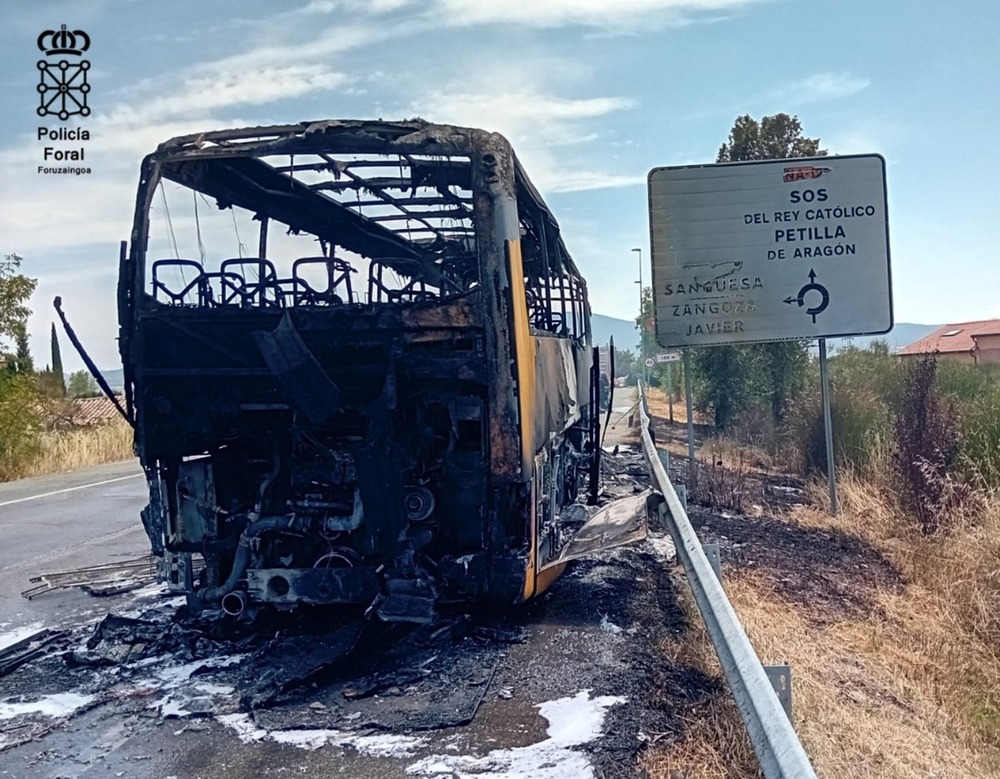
0 473 144 508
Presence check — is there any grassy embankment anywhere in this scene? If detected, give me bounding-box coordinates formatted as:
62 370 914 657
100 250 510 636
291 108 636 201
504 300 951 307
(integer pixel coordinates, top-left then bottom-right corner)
0 418 133 482
641 358 1000 778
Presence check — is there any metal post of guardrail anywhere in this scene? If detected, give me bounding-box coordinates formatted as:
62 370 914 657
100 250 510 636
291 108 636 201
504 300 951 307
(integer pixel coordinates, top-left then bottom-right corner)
637 384 818 779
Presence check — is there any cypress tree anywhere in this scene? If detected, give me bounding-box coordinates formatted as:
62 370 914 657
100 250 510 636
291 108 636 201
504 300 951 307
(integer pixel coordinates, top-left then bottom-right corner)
50 322 65 396
13 326 33 373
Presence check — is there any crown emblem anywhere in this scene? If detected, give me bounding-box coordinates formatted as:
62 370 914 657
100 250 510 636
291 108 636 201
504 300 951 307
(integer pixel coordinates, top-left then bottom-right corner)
37 25 90 56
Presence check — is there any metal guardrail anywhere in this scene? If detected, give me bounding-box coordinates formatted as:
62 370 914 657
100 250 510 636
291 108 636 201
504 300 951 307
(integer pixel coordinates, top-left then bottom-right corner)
637 384 818 779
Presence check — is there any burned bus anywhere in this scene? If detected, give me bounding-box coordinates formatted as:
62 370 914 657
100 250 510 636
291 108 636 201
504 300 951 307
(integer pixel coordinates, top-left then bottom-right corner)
116 120 632 622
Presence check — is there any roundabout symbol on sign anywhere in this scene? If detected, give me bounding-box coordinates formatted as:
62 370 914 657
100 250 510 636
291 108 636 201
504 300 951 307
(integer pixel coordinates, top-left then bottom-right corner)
784 268 830 324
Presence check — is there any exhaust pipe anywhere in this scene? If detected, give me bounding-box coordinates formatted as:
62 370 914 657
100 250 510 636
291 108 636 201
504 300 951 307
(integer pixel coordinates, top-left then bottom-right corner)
221 590 248 617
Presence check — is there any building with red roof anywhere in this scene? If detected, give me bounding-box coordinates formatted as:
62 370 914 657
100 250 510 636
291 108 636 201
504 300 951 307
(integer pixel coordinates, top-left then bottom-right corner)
897 319 1000 365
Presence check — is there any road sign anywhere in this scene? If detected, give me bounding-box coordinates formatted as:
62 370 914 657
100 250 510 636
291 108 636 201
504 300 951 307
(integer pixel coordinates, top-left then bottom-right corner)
598 345 611 376
647 154 891 348
654 351 680 363
644 357 655 368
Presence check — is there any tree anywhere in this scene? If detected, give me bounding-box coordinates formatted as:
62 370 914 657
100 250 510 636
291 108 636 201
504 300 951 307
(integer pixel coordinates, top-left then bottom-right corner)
694 114 822 431
614 347 638 383
0 254 37 346
50 323 65 397
5 325 33 374
68 369 100 398
694 344 763 430
0 253 45 477
760 340 810 423
717 113 826 162
0 372 45 479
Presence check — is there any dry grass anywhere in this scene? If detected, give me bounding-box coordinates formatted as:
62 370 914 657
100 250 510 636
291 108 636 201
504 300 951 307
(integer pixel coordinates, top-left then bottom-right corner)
644 574 762 779
16 419 134 479
646 385 699 426
646 449 1000 777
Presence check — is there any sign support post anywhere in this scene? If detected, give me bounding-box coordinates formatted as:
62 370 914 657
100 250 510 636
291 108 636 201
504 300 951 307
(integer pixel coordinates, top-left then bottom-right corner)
683 349 697 487
667 362 674 423
818 338 838 515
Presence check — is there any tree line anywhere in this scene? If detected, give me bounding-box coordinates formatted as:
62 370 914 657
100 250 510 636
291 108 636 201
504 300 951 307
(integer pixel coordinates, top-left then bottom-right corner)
1 253 106 477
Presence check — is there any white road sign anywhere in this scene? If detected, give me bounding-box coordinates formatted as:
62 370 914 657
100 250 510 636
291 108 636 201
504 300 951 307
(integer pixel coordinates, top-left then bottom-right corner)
648 155 892 348
654 352 680 363
644 357 655 368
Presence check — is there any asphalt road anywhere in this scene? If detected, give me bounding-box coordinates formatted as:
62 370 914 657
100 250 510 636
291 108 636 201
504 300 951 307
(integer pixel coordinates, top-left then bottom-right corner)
0 424 686 779
0 459 147 632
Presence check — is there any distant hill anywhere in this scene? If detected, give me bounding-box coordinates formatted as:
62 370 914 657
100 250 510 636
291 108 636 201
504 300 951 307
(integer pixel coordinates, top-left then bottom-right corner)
828 323 941 354
592 314 640 353
589 314 939 356
96 367 125 393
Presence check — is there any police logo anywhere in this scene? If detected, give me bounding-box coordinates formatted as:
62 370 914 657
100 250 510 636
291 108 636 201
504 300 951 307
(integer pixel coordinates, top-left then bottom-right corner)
37 25 91 121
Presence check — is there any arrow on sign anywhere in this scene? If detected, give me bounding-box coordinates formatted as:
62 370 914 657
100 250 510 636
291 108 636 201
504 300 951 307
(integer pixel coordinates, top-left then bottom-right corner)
783 268 830 324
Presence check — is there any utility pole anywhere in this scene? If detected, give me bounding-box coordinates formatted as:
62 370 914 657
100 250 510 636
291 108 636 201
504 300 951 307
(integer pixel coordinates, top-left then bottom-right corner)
632 247 646 385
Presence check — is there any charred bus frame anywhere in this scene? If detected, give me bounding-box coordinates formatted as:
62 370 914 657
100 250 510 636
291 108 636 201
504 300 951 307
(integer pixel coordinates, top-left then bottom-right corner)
118 120 601 621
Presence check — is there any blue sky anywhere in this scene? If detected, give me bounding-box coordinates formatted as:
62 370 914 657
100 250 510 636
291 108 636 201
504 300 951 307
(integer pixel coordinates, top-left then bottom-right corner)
1 0 997 370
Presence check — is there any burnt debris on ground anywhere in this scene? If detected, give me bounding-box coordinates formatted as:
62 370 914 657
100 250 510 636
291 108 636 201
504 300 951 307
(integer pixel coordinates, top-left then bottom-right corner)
0 538 710 773
649 412 903 623
21 556 160 600
684 506 903 623
249 618 513 732
0 448 727 776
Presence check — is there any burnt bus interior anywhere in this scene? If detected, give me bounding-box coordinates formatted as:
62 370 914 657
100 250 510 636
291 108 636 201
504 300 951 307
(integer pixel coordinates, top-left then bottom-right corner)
119 120 604 623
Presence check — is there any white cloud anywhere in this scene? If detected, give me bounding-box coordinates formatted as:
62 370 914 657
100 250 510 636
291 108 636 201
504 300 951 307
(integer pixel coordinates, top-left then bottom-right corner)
415 90 635 138
124 64 349 124
300 0 418 14
775 72 871 104
545 170 647 192
410 87 643 192
435 0 765 29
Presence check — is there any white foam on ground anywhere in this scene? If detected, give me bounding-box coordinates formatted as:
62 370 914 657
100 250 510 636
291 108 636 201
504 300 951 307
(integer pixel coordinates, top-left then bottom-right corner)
194 682 235 696
217 713 266 742
0 623 46 653
350 734 429 758
646 534 676 560
156 660 210 685
146 655 247 718
0 692 95 720
216 713 427 756
406 690 625 778
128 582 170 599
155 653 248 686
154 681 238 719
157 696 192 718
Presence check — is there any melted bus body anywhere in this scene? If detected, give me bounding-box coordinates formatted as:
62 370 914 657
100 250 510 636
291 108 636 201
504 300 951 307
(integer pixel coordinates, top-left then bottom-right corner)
119 120 608 621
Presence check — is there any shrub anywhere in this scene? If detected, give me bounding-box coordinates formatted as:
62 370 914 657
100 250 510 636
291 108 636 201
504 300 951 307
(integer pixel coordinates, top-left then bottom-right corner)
931 361 1000 490
695 441 759 514
893 356 963 534
782 344 897 478
0 372 46 480
956 383 1000 490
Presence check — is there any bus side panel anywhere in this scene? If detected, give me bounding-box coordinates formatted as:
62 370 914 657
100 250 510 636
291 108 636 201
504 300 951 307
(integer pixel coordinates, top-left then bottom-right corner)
532 336 585 448
506 239 537 474
505 238 540 601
